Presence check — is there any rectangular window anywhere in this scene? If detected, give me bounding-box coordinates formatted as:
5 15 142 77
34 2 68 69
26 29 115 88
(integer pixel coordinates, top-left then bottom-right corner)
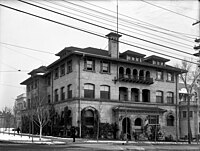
67 60 72 73
100 61 110 73
148 115 159 125
60 64 65 76
84 58 95 71
156 71 163 80
34 80 38 89
156 91 163 103
183 111 187 118
100 85 110 99
189 111 193 118
27 84 30 92
167 92 174 104
167 72 174 82
47 76 51 86
68 85 72 99
48 95 51 104
54 67 59 79
127 56 131 60
54 89 58 102
60 87 65 100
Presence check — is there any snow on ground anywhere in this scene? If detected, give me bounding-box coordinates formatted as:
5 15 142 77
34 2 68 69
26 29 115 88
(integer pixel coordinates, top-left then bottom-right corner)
0 131 66 144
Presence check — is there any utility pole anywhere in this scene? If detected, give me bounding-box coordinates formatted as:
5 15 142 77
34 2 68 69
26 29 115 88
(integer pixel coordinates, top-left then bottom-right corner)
192 0 200 143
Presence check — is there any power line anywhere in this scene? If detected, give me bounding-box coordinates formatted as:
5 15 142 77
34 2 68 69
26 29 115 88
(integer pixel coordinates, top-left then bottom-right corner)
0 83 25 89
0 61 21 71
2 45 48 64
140 0 199 21
42 0 193 50
0 3 198 66
17 0 196 57
0 41 55 55
64 0 197 41
80 0 199 38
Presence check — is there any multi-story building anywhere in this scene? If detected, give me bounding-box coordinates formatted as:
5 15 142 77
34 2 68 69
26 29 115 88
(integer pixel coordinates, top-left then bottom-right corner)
21 32 185 140
179 83 200 139
14 93 27 128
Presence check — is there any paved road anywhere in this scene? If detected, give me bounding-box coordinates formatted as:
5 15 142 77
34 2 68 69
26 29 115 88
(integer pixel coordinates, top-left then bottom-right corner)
1 142 200 151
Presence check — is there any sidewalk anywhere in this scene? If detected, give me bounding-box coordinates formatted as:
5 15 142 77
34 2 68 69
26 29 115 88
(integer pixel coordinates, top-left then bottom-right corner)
0 131 199 145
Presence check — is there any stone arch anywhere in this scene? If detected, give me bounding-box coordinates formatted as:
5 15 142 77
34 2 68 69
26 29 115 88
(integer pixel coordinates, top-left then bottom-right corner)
165 111 175 126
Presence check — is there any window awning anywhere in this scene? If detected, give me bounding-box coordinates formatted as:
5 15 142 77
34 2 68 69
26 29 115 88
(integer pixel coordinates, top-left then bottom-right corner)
113 106 167 114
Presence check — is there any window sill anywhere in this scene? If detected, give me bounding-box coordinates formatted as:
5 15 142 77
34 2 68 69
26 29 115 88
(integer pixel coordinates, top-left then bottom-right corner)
155 79 164 82
166 80 174 83
99 71 111 75
60 74 65 77
67 71 72 74
83 69 96 73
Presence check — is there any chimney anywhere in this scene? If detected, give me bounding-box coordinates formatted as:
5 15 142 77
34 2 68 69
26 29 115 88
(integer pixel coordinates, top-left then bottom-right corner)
106 32 122 58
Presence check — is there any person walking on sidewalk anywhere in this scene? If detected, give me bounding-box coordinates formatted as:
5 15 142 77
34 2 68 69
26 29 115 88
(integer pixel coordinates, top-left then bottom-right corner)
71 126 76 142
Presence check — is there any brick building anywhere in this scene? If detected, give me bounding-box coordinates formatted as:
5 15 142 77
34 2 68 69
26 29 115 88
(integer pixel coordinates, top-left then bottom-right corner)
21 32 186 140
14 93 26 128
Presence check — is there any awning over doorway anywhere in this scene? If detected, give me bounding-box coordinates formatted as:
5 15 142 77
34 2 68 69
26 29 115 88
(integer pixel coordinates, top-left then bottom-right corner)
113 105 167 114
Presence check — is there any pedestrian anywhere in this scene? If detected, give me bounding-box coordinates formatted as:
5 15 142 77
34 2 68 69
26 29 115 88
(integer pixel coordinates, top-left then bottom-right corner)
17 127 20 134
71 126 76 142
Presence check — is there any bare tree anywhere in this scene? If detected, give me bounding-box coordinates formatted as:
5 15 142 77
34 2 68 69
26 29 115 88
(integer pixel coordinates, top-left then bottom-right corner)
32 97 49 141
176 59 200 144
2 107 13 132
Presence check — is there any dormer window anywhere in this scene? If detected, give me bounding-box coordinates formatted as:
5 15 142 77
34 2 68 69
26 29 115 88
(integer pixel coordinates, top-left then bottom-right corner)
127 56 131 60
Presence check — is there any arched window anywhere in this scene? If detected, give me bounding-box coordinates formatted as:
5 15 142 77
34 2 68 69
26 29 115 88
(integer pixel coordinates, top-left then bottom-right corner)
67 84 72 99
119 87 128 101
100 85 110 99
167 115 174 126
135 118 142 126
126 68 131 78
156 91 163 103
119 67 124 78
139 70 144 80
146 71 150 80
84 84 95 98
85 110 94 127
133 69 138 80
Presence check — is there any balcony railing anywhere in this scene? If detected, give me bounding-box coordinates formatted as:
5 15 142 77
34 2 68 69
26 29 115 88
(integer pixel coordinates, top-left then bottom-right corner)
118 74 154 85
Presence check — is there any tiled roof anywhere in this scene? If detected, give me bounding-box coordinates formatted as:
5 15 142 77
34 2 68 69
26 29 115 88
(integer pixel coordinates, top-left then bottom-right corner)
144 55 170 62
80 47 109 57
55 46 81 57
120 50 146 57
28 66 47 75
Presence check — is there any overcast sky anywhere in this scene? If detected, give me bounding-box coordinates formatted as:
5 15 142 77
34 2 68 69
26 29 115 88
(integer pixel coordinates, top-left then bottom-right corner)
0 0 199 111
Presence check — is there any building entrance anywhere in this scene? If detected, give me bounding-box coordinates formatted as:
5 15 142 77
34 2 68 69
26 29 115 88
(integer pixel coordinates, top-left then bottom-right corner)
122 117 131 140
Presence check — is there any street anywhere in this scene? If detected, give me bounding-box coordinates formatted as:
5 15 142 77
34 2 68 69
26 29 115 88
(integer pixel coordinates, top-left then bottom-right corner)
1 142 200 151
